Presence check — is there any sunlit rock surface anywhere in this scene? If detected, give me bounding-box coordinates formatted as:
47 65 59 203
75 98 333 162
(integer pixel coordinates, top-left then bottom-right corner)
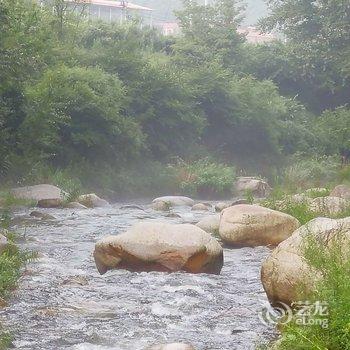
219 204 300 247
261 217 350 305
94 222 223 275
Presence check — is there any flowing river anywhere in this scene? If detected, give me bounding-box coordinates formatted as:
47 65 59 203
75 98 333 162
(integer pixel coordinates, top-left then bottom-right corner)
1 202 275 350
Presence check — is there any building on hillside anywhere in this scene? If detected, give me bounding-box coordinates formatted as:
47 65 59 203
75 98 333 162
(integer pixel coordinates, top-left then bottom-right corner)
63 0 153 24
154 21 180 36
237 26 276 44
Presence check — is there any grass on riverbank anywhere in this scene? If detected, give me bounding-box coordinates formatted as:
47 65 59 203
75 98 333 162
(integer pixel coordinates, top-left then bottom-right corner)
271 229 350 350
0 211 35 349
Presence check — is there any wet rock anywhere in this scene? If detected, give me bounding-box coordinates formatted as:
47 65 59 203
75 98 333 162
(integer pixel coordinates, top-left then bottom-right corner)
61 275 89 286
219 205 300 247
152 196 195 207
152 200 170 211
310 196 349 215
94 222 223 275
65 202 87 209
196 214 220 235
191 203 209 211
146 344 195 350
165 212 182 218
330 184 350 200
261 217 350 305
0 234 8 254
235 177 271 198
215 199 250 212
120 204 144 211
77 193 110 208
11 184 64 201
215 202 232 212
30 211 56 220
37 198 63 208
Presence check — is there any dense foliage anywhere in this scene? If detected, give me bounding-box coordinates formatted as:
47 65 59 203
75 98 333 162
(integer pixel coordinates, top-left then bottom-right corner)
0 0 349 197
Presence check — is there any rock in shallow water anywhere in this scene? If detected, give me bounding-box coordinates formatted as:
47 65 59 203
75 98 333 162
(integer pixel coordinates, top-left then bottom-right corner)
37 198 63 208
30 211 56 220
94 222 223 275
152 196 195 207
219 204 300 247
146 343 195 350
11 184 64 201
77 193 110 208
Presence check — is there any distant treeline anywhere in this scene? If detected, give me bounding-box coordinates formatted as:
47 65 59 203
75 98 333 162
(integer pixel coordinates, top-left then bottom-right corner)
0 0 349 194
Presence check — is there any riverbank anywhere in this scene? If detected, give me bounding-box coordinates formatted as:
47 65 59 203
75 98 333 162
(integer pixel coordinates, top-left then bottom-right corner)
0 211 33 350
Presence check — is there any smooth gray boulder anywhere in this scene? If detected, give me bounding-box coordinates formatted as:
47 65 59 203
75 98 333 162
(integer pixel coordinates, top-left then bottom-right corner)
235 177 271 198
152 196 195 207
11 184 64 201
219 204 300 247
77 194 110 208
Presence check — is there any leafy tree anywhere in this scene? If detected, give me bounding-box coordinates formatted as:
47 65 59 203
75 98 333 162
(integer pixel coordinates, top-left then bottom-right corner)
20 65 143 166
260 0 350 112
174 0 245 69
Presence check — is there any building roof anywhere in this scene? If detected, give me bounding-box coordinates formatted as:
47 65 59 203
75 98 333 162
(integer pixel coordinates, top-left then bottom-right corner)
66 0 153 11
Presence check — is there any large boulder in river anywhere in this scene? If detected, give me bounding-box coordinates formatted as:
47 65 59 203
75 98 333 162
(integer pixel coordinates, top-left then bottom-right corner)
146 344 195 350
235 177 271 198
94 222 223 275
219 205 300 247
77 193 110 208
0 234 8 255
261 217 350 305
11 184 64 201
196 214 220 235
310 196 349 215
152 196 194 207
330 184 350 200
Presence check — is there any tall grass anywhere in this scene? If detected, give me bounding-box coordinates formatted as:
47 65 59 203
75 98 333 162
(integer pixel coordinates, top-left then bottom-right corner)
0 210 36 349
274 227 350 350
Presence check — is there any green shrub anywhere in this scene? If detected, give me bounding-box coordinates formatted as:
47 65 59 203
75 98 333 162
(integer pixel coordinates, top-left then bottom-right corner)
338 165 350 184
283 156 339 192
176 158 235 197
275 228 350 350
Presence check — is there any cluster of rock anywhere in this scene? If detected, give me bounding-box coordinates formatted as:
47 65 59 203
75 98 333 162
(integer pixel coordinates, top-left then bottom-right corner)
10 184 110 210
276 184 350 215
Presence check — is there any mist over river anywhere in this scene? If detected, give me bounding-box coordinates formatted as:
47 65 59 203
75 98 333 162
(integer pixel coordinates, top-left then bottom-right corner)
1 202 275 350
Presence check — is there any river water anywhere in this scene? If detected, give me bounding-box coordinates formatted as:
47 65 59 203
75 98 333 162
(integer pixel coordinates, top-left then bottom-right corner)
1 202 275 350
